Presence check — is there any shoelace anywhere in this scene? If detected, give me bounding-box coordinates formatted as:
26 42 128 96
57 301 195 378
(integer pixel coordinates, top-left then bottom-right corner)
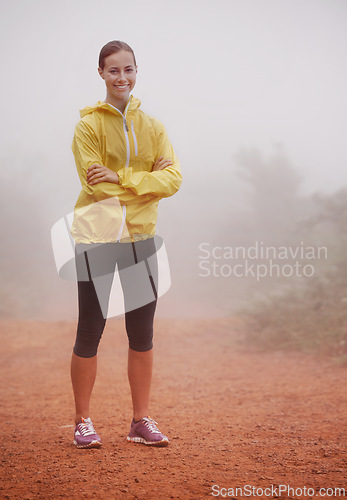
77 418 97 436
142 417 161 434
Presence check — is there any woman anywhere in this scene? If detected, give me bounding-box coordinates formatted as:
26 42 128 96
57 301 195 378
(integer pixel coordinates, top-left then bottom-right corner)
70 40 182 448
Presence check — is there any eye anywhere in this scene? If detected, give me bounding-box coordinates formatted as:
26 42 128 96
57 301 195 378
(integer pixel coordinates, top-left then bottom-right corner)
126 68 133 72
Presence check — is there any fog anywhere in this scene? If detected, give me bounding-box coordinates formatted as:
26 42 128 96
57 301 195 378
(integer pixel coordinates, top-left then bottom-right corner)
1 0 347 319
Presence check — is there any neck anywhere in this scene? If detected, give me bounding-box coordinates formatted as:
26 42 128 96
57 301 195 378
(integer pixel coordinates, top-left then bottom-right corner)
105 93 130 114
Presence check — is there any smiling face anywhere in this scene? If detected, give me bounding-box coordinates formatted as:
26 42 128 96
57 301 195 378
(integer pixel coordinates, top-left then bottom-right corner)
98 50 137 113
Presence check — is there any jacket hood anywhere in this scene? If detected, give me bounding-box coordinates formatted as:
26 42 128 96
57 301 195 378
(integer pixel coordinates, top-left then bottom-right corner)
80 95 141 118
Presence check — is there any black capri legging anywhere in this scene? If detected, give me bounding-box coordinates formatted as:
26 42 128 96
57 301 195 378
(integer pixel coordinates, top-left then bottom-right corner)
73 237 159 358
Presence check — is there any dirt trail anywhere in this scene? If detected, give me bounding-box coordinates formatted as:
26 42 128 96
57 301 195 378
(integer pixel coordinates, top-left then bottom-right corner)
0 318 346 499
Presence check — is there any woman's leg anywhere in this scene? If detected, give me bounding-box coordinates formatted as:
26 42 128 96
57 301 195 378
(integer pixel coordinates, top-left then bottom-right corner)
128 347 153 421
71 245 114 423
71 277 106 424
71 352 97 424
125 299 157 420
118 238 158 421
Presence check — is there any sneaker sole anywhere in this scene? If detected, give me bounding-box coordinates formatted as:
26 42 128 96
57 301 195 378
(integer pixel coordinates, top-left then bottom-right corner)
126 436 169 447
73 439 102 449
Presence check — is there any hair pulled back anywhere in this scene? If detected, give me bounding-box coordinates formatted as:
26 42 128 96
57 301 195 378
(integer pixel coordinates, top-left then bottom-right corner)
99 40 137 69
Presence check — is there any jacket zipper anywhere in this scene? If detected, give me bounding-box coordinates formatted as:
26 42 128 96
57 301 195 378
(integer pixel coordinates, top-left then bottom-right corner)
115 205 126 242
106 101 131 166
106 101 132 241
131 121 138 156
123 116 129 132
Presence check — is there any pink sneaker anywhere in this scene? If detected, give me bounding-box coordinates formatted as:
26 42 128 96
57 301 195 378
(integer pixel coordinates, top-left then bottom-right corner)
73 417 102 449
127 416 169 446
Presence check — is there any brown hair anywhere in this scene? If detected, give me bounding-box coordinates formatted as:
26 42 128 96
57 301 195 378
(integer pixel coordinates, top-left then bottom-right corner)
99 40 137 69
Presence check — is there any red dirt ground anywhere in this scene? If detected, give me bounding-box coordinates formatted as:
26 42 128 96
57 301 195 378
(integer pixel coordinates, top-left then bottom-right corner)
0 318 346 499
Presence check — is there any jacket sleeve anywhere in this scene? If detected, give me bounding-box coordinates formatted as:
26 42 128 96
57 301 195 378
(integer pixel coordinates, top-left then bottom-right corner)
72 120 161 205
116 120 182 197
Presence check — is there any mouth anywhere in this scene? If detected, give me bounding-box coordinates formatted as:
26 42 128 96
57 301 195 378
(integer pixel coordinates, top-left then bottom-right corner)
114 84 129 91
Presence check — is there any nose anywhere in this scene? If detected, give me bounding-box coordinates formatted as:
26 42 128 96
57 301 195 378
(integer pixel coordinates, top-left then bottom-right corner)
117 71 127 82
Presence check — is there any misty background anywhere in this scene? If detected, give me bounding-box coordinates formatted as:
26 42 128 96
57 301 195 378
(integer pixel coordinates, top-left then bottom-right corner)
1 0 347 323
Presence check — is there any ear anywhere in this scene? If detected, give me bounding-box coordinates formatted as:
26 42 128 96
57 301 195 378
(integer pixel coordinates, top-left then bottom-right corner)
98 67 104 79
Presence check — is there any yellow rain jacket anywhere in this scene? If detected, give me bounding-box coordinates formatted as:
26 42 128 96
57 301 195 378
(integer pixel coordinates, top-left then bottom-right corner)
70 96 182 243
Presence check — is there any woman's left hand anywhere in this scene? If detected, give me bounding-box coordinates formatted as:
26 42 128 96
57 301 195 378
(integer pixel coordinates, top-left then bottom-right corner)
87 164 119 185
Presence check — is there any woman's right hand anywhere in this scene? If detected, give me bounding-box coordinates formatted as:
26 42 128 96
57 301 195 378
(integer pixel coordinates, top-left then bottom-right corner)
87 164 119 185
152 156 173 171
